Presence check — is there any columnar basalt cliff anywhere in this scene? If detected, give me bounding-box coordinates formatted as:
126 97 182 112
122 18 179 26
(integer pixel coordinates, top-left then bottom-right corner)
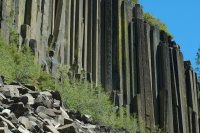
0 0 199 132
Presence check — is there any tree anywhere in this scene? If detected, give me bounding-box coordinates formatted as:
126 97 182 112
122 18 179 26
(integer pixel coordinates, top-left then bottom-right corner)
196 48 200 79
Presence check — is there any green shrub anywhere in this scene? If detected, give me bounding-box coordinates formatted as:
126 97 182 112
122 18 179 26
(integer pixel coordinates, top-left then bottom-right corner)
131 0 138 4
57 77 163 133
0 38 16 82
143 12 173 38
0 29 54 89
57 79 142 133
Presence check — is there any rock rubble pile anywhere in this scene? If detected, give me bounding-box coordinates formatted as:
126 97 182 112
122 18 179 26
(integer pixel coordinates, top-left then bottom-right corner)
0 77 119 133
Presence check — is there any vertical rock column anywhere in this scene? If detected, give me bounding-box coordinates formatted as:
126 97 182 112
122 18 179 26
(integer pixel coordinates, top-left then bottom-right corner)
116 0 123 107
83 0 88 72
169 43 180 133
143 22 155 130
75 0 84 73
111 0 119 106
54 0 66 64
70 0 76 65
92 0 100 84
87 0 93 74
185 61 199 133
134 5 155 130
64 0 71 65
25 0 37 39
121 1 131 115
100 0 105 88
129 21 137 113
133 4 145 120
173 45 189 133
39 0 52 64
150 26 160 125
34 0 43 64
0 0 12 42
14 0 26 33
104 0 113 93
157 42 174 133
14 0 26 48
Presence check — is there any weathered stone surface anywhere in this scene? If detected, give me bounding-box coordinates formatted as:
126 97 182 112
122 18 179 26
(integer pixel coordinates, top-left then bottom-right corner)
21 24 31 41
157 43 174 133
143 22 155 130
134 4 145 121
82 114 93 124
169 47 180 132
122 1 131 110
129 22 136 103
185 61 199 133
150 26 160 124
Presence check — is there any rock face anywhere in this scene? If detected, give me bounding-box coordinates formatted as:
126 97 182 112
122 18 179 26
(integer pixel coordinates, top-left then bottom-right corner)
0 0 199 132
0 78 120 133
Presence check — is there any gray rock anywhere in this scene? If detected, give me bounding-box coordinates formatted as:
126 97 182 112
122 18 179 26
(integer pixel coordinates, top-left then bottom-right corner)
18 116 30 129
18 125 30 133
82 114 93 124
57 124 76 133
44 125 59 133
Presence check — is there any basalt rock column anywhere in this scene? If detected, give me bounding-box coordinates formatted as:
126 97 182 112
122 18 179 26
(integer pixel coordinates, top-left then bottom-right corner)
109 0 124 107
143 22 155 130
150 26 160 125
70 0 76 65
0 0 13 43
129 21 137 113
75 0 84 73
173 44 189 133
104 0 113 93
92 0 100 84
53 0 66 64
185 61 199 133
25 0 37 39
157 42 174 133
14 0 26 33
64 0 71 65
37 0 51 64
121 1 130 115
133 4 145 121
169 43 180 133
134 4 155 130
83 0 88 72
87 0 93 74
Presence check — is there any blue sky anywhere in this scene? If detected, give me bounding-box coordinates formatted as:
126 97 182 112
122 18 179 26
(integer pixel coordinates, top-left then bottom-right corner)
139 0 200 69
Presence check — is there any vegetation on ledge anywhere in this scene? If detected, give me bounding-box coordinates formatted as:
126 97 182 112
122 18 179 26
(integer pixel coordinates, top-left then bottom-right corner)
143 12 174 38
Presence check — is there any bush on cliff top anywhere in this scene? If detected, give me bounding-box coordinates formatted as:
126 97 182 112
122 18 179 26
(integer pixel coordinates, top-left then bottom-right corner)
143 12 173 38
